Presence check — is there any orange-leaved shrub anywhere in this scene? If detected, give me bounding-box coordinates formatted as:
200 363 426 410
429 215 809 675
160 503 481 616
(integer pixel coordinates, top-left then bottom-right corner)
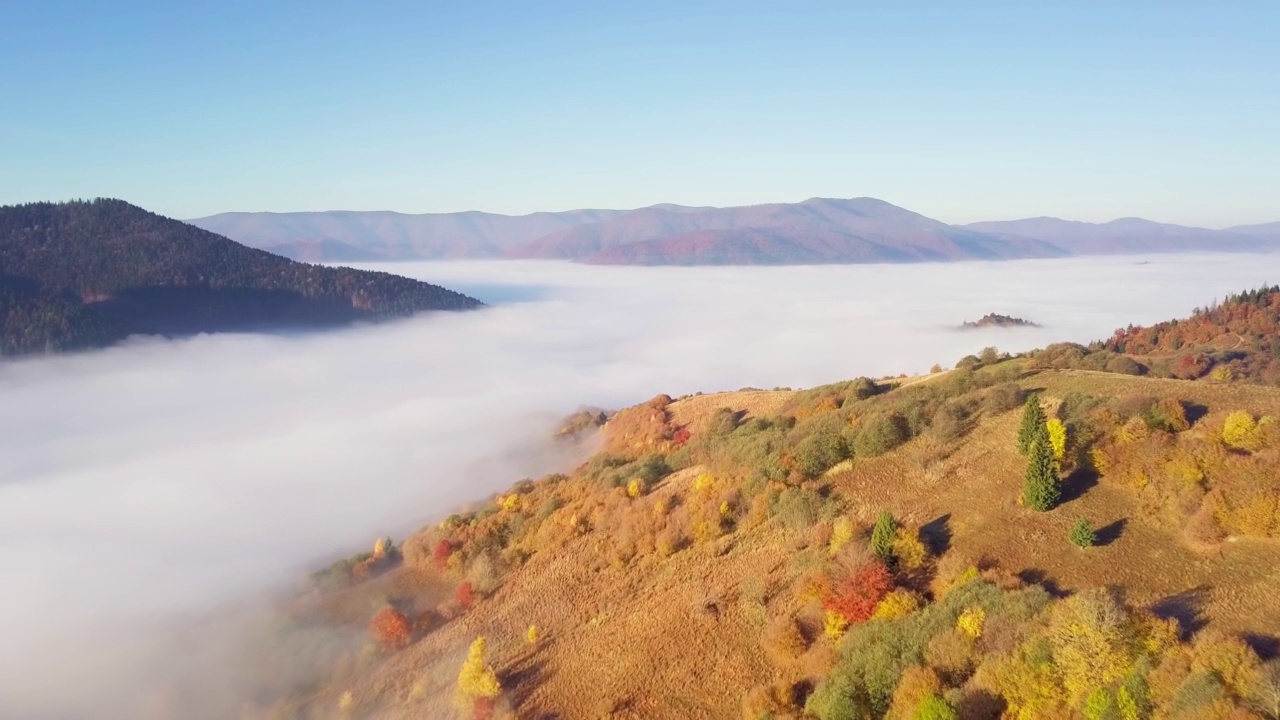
823 560 893 624
433 539 457 571
369 605 412 650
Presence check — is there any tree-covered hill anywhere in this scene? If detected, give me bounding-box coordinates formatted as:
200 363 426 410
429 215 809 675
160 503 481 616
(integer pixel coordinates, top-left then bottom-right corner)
1025 285 1280 385
0 199 482 356
1104 286 1280 355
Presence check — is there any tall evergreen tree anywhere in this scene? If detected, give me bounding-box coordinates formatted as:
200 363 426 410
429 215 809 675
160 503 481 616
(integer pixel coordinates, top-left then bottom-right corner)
870 510 897 563
1022 438 1060 511
1017 394 1049 455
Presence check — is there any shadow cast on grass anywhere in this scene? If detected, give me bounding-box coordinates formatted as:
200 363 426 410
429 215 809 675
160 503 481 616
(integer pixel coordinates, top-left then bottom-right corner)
1095 518 1126 546
1183 401 1210 426
920 513 953 555
1243 632 1280 661
1058 466 1099 505
1151 585 1211 639
1016 568 1069 598
502 650 549 710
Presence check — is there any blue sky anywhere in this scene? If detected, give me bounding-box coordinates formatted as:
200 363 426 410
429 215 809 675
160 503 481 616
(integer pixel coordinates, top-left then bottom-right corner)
1 1 1277 225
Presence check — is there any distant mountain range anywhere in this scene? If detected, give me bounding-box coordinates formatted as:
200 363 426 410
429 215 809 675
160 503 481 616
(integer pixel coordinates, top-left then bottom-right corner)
0 200 481 356
191 198 1280 265
190 208 629 262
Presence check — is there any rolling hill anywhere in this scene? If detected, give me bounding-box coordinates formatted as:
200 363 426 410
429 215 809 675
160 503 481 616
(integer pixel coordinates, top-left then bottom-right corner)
192 288 1280 720
190 198 1280 266
0 199 482 356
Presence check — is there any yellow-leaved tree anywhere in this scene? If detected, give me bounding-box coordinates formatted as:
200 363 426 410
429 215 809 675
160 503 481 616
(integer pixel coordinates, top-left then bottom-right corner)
456 636 501 709
1046 419 1067 460
984 642 1070 720
829 517 855 556
891 527 927 569
956 606 985 639
823 609 849 640
1189 630 1263 699
1046 590 1136 704
872 589 920 621
1222 411 1274 451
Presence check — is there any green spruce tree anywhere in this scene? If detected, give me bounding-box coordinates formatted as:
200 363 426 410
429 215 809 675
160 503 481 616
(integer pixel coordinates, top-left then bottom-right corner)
1017 394 1049 455
1069 518 1097 548
1022 437 1060 511
870 510 897 563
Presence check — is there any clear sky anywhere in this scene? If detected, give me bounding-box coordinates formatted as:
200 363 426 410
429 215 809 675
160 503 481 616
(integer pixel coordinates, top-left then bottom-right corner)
2 1 1277 226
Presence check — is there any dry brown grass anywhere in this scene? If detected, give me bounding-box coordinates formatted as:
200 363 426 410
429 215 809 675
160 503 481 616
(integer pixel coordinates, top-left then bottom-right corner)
290 369 1280 719
666 389 797 429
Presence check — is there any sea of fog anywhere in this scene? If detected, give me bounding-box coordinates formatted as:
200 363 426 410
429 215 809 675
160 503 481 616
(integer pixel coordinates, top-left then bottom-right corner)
0 254 1276 717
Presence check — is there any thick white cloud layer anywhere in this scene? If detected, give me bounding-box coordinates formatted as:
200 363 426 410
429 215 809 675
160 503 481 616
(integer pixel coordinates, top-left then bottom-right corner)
0 255 1274 717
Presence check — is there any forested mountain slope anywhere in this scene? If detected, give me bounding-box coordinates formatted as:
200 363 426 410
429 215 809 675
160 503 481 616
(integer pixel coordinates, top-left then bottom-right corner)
0 199 481 356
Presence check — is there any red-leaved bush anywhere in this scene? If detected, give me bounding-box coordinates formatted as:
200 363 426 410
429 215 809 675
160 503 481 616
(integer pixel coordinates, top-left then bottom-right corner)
824 561 893 624
671 427 692 447
1170 352 1211 380
369 606 413 650
432 539 456 571
473 697 495 720
455 580 475 610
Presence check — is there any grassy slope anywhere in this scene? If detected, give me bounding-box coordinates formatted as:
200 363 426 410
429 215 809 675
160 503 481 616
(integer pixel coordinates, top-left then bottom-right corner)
300 370 1280 719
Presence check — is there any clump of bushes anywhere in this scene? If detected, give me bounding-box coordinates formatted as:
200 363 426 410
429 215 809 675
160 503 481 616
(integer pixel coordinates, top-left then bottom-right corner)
854 412 910 458
984 382 1024 413
793 430 848 479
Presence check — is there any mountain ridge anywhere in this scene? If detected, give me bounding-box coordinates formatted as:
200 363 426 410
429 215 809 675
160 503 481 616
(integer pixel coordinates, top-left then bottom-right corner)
0 199 482 356
191 207 629 261
191 198 1280 265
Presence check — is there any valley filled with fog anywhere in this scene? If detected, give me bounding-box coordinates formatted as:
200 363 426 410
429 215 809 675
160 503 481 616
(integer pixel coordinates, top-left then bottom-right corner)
0 254 1275 717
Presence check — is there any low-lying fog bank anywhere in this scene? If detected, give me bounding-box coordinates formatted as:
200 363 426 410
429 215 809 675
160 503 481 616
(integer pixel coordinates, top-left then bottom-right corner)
0 254 1273 717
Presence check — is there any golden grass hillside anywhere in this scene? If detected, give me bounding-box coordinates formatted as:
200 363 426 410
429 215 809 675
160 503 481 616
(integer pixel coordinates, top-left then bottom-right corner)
238 355 1280 720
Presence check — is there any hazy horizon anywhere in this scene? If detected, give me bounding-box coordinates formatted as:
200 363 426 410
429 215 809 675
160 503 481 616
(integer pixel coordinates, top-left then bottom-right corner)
185 197 1276 232
1 253 1275 717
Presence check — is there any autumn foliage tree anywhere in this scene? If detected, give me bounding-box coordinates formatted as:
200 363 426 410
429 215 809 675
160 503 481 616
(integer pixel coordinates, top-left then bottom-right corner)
1046 589 1138 704
432 538 457 571
369 605 413 650
1046 418 1067 460
456 636 501 716
455 581 476 610
885 665 942 719
824 560 894 624
1222 410 1271 451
